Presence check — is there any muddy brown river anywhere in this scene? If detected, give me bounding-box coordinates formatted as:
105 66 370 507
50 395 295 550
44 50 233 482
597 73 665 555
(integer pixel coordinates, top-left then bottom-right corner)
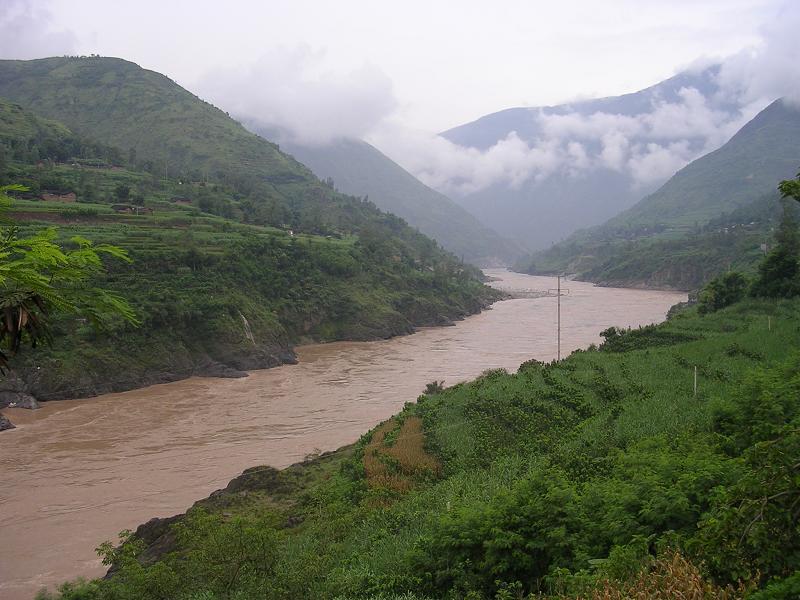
0 270 684 599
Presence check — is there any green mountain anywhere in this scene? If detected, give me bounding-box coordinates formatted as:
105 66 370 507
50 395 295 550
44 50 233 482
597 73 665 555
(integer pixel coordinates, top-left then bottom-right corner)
519 99 800 290
0 98 71 145
274 136 524 265
0 56 522 265
603 99 800 229
0 63 499 406
0 56 307 187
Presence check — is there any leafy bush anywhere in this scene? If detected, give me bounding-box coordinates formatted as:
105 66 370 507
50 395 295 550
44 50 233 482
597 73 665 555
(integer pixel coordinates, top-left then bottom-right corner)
698 271 749 314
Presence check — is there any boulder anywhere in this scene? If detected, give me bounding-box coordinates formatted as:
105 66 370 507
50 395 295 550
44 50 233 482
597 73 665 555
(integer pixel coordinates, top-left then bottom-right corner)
2 392 40 410
0 413 15 431
0 371 37 409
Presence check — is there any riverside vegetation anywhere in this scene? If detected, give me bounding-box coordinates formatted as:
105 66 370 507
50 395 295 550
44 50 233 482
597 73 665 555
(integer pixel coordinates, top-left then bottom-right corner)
0 77 498 404
37 179 800 599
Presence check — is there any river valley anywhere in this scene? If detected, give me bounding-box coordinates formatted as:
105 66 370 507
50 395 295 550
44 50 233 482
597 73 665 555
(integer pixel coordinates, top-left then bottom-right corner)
0 270 685 600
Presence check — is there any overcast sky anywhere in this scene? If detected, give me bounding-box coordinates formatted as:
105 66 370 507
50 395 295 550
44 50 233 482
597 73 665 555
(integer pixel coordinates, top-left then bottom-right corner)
2 0 797 198
0 0 788 132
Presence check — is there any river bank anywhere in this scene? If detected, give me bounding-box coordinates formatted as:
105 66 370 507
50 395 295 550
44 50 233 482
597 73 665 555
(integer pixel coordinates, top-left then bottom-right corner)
0 270 685 600
0 283 500 426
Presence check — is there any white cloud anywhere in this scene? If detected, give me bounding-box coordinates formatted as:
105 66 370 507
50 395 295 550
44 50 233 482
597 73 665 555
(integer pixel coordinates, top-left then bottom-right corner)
716 2 800 106
627 140 694 186
371 85 759 194
180 1 797 196
196 46 397 146
0 0 76 59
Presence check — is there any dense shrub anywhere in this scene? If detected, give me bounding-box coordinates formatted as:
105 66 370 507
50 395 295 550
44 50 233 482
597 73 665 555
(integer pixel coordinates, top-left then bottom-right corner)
698 271 749 314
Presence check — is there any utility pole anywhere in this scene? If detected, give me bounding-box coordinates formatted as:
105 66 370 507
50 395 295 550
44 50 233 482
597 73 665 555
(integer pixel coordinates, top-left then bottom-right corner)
548 275 570 361
557 275 561 360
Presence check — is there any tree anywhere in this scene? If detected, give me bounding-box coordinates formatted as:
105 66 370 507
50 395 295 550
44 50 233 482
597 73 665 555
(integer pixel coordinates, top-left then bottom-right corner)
0 185 138 369
778 168 800 203
751 199 800 298
698 271 748 314
114 183 131 201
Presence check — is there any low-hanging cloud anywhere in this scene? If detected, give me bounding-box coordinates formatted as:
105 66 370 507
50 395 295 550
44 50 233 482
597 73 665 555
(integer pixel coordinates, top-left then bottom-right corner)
0 0 76 59
368 87 763 196
197 46 397 146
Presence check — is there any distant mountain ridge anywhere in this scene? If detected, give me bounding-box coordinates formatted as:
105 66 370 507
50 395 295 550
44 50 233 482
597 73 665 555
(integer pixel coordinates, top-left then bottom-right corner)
517 98 800 290
442 68 725 149
437 66 752 250
271 135 524 265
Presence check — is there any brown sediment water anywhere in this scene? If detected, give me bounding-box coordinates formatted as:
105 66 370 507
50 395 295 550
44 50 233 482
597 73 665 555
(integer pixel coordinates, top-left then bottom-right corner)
0 270 685 599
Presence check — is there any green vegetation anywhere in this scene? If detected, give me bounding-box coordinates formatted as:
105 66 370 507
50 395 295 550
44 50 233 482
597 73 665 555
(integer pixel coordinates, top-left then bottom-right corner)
40 195 800 598
0 73 498 400
698 272 749 314
38 286 800 598
0 184 136 369
9 57 800 600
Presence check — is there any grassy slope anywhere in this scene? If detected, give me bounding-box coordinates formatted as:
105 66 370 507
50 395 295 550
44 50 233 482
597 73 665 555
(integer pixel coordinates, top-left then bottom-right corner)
48 296 800 599
0 95 499 402
0 57 307 186
0 98 72 142
280 137 524 265
519 100 800 289
526 195 795 291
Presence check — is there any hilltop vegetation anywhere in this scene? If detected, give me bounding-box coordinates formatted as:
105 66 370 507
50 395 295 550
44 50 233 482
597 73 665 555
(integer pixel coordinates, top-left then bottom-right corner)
0 56 522 266
0 90 498 403
0 57 429 238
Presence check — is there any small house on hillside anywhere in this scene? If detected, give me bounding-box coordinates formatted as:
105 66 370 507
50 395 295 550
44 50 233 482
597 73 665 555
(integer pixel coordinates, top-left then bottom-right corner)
41 192 77 203
170 196 192 206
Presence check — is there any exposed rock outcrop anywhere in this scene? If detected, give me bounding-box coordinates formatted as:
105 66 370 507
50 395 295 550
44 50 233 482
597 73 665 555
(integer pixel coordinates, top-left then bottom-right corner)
0 413 14 431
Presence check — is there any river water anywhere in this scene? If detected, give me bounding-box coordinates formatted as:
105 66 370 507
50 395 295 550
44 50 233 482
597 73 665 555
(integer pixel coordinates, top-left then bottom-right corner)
0 270 684 599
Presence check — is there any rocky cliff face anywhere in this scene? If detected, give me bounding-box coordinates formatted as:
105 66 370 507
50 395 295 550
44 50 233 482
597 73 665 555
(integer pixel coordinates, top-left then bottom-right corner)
0 291 499 430
1 341 297 407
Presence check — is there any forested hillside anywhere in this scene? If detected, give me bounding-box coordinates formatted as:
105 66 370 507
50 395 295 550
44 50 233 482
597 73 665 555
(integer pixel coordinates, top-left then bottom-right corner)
0 56 458 240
